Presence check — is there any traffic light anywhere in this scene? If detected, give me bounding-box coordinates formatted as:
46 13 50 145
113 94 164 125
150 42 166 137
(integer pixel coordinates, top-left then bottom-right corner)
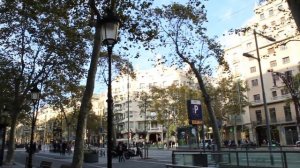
287 0 300 30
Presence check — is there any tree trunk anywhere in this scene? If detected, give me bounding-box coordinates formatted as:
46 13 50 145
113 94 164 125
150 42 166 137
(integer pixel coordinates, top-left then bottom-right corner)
5 112 17 165
71 23 101 168
193 69 221 152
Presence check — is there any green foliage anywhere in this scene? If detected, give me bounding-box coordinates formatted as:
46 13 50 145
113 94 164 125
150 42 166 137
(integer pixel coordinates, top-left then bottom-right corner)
142 0 228 150
138 91 152 116
212 77 249 121
145 0 227 72
0 0 92 162
150 85 201 127
0 0 91 114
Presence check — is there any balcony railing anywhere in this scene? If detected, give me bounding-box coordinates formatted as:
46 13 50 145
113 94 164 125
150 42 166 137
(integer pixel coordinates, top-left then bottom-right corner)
252 118 296 126
271 94 291 101
250 94 292 106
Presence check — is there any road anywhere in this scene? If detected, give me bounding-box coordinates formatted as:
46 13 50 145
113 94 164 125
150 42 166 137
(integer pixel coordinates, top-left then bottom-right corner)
7 147 300 168
11 148 173 168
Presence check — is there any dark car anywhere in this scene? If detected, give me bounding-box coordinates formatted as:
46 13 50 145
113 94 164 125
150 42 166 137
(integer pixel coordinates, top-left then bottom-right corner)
240 142 257 149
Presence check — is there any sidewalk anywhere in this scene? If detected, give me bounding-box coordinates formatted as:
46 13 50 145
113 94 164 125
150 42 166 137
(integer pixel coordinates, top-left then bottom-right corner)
2 148 146 168
1 162 25 168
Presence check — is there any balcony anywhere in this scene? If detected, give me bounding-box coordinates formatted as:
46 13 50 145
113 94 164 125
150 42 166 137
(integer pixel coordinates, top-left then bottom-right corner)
226 115 243 126
252 118 296 127
270 94 291 102
250 99 263 106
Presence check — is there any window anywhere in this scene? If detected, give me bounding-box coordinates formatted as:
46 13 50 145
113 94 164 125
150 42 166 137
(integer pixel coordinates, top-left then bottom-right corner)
256 110 262 124
285 70 292 80
282 56 290 64
269 8 274 16
278 5 284 12
269 108 277 123
268 47 275 54
272 91 277 97
140 83 145 89
279 44 287 50
280 17 285 24
260 13 265 20
246 42 252 48
270 60 277 67
284 106 292 121
281 89 289 95
254 94 260 101
271 21 276 26
251 79 259 86
272 74 279 82
250 66 256 73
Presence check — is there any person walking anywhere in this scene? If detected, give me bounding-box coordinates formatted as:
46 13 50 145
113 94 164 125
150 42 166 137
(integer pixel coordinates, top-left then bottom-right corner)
117 142 125 162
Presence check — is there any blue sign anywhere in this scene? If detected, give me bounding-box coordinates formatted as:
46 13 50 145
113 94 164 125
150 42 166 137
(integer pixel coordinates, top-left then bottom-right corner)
187 100 202 125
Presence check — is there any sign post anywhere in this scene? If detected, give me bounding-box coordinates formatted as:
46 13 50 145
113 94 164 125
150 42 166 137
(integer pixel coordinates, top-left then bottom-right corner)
187 100 203 149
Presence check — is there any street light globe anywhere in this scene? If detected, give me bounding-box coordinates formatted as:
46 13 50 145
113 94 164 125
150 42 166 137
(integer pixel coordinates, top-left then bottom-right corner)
31 85 41 104
100 9 120 46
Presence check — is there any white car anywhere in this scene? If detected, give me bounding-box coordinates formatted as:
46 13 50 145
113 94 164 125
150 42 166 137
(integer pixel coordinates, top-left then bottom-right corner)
296 141 300 147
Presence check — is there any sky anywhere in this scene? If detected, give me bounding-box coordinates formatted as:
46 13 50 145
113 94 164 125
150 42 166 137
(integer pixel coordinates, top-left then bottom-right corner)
93 0 258 93
205 0 257 37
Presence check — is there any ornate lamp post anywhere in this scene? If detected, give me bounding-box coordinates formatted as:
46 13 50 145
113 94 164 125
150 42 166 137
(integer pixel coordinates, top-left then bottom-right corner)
27 85 41 168
0 106 9 166
99 9 120 168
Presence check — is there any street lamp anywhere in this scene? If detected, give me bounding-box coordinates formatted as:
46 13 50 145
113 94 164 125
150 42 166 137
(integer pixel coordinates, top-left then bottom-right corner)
27 85 41 168
242 29 275 165
0 106 9 166
99 9 120 168
127 63 130 148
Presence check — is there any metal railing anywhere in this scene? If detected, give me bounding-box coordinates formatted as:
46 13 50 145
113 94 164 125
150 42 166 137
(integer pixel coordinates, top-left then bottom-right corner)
171 148 300 168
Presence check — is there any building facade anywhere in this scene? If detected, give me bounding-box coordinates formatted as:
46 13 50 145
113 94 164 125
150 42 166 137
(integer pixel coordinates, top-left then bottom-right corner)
223 0 300 145
109 63 196 144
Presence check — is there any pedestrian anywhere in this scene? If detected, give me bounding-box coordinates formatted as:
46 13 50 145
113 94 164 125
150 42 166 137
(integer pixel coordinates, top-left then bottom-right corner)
117 142 125 162
62 141 67 155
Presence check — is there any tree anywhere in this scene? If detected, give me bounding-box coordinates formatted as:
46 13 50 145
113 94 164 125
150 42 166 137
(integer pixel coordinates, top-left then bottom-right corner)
147 0 228 152
86 112 102 144
72 0 156 167
271 66 300 141
0 1 90 164
150 84 201 148
138 91 152 137
212 76 249 143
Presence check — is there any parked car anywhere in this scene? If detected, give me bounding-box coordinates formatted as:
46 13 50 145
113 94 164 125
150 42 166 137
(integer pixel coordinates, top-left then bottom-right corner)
240 142 257 150
296 141 300 147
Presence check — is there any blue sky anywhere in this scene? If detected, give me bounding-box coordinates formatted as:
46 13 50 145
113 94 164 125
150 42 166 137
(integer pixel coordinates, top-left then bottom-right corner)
154 0 257 37
205 0 257 37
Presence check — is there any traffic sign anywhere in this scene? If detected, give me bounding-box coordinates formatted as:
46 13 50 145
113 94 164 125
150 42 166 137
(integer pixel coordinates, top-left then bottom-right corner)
187 100 203 125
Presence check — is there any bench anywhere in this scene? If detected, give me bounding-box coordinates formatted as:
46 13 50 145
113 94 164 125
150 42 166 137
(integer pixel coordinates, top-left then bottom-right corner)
165 164 214 168
39 161 52 168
